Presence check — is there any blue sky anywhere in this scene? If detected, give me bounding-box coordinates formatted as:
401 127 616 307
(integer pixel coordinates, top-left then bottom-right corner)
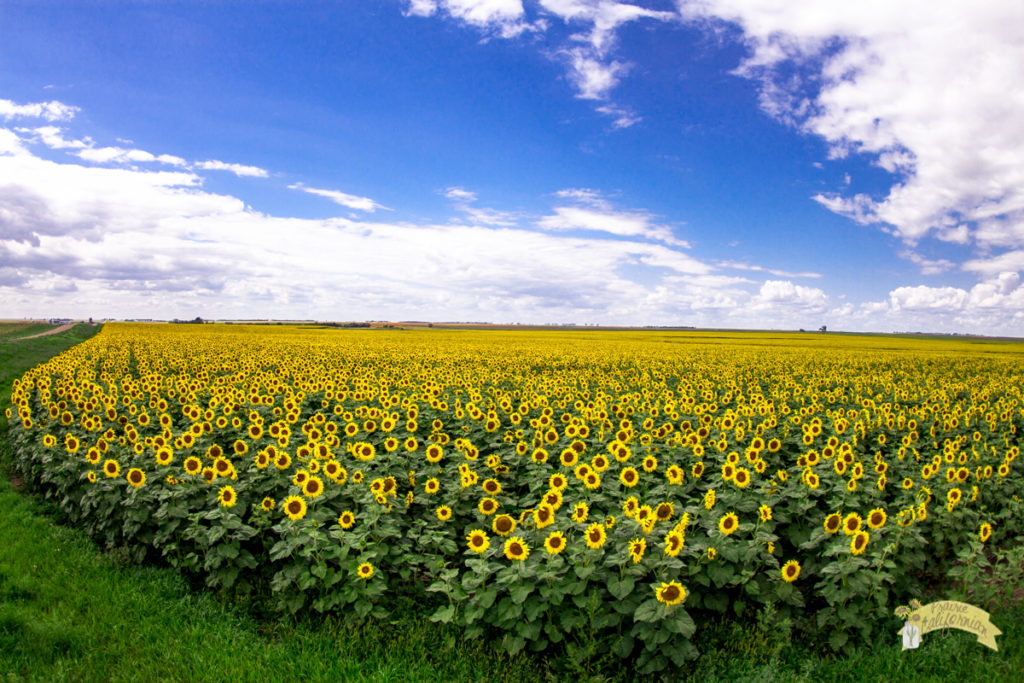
2 1 1023 333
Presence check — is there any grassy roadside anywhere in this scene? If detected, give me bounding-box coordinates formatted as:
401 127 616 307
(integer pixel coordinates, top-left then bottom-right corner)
1 325 1022 681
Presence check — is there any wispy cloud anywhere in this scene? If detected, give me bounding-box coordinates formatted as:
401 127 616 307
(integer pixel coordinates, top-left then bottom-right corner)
195 160 269 178
288 183 390 212
404 1 675 126
77 146 187 167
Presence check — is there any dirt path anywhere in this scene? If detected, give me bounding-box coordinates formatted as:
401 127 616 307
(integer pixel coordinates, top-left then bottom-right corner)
13 323 77 340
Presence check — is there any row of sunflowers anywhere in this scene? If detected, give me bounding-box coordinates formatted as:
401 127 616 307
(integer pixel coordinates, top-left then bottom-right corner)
7 324 1024 672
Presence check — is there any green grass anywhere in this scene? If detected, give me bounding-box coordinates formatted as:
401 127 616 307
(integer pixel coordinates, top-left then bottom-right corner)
0 322 58 341
2 326 1023 682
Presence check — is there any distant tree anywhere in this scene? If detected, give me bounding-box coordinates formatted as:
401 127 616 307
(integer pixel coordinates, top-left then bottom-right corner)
819 325 827 333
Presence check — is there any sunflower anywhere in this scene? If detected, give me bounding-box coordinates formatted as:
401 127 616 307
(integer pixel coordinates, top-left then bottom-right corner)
781 559 801 583
642 455 658 473
703 488 715 510
733 467 751 488
436 505 452 522
583 472 601 490
622 496 639 518
619 467 640 488
571 501 589 523
261 497 276 511
549 473 568 491
665 464 685 485
534 504 555 529
338 510 356 529
503 536 530 561
544 530 566 555
824 512 842 534
218 485 237 507
850 530 870 555
718 512 739 536
655 581 686 606
126 468 146 488
663 531 685 557
947 488 962 506
707 547 717 560
466 529 490 553
866 508 887 529
559 448 579 468
155 448 173 466
357 562 374 580
425 444 443 463
628 538 646 564
531 448 549 464
282 495 307 521
424 477 440 494
302 476 325 499
655 502 674 522
542 489 564 510
492 514 516 536
585 523 607 549
482 478 502 495
103 459 121 478
980 522 993 543
478 497 498 516
843 512 863 536
692 461 705 478
87 471 97 483
758 504 772 522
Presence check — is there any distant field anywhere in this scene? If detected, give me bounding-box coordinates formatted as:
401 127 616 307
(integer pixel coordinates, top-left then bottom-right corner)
0 322 57 340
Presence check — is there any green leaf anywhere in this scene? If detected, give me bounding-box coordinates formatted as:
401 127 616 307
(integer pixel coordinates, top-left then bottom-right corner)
609 575 635 600
510 582 533 605
634 598 661 623
430 604 456 624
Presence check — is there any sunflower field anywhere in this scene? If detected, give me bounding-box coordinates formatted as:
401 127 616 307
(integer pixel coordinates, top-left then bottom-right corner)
6 324 1024 673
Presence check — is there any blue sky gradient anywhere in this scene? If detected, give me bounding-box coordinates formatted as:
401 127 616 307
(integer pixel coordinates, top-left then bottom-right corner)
2 1 1022 332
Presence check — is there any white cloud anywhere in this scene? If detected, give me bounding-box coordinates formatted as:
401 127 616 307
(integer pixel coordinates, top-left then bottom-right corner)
18 126 90 149
288 183 389 212
405 1 674 124
680 1 1024 256
717 260 822 279
195 160 269 178
77 146 187 167
899 250 955 276
538 205 688 247
753 280 828 310
406 0 537 37
443 186 478 202
0 98 78 121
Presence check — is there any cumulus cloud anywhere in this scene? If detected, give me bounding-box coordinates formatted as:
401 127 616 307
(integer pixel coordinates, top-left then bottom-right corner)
0 98 78 121
0 115 857 329
404 0 538 38
753 280 828 310
288 183 389 212
195 159 269 178
680 1 1024 257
